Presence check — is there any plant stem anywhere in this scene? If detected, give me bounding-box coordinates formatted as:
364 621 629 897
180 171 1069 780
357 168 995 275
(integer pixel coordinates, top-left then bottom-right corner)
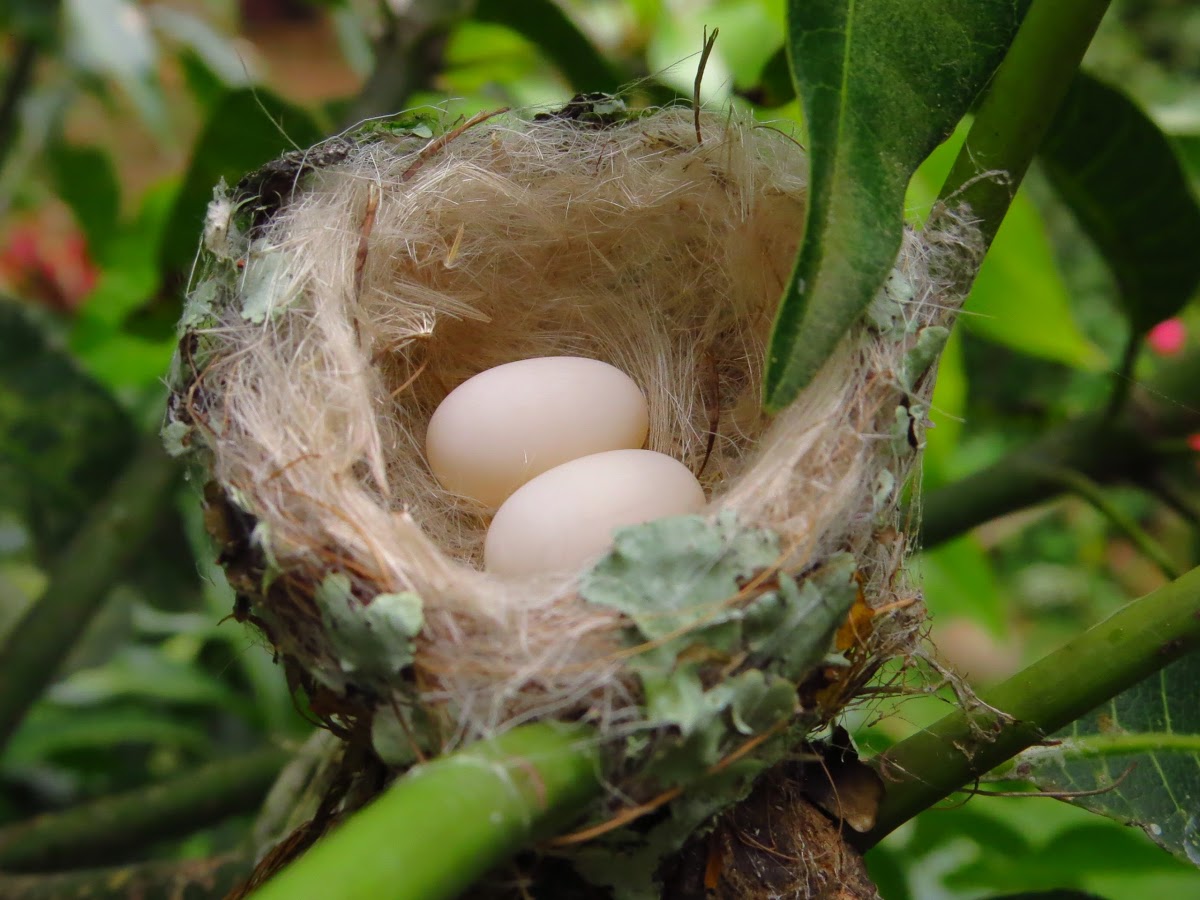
0 39 38 176
919 413 1150 548
855 562 1200 848
0 438 179 753
1037 464 1182 581
253 723 600 900
920 343 1200 549
0 746 288 872
0 851 251 900
940 0 1114 247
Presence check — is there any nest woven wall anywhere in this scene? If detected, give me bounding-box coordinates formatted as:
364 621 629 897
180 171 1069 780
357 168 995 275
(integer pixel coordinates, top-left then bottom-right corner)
165 100 972 847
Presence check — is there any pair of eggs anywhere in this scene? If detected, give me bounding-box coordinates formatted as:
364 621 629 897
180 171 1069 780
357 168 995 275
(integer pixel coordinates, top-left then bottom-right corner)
425 357 707 576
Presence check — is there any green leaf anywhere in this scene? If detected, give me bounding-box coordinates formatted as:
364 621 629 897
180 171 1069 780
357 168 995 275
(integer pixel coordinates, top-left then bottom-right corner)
917 534 1006 635
763 0 1026 410
961 188 1105 370
0 302 136 563
47 646 250 715
745 45 794 108
947 822 1186 892
1017 651 1200 867
2 706 211 770
148 6 255 87
1040 73 1200 334
160 88 322 272
45 142 120 258
63 0 167 133
473 0 622 93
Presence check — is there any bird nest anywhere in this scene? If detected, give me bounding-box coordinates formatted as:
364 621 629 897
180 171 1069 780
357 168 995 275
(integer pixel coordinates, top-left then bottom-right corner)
164 97 974 885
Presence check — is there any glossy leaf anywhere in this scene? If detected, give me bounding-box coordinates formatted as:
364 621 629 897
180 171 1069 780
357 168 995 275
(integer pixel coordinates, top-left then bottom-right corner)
474 0 622 93
1017 652 1200 867
763 0 1026 410
1040 73 1200 334
160 88 322 272
962 189 1105 370
45 142 120 259
0 302 135 563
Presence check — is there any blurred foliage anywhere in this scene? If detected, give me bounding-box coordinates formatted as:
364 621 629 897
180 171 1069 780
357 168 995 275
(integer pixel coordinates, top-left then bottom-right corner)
0 0 1198 896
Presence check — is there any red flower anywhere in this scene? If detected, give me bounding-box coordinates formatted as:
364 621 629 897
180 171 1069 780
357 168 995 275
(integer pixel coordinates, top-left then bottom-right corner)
1147 318 1186 356
0 217 98 312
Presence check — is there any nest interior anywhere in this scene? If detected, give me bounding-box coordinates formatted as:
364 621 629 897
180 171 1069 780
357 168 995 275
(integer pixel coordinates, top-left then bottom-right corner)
172 103 958 746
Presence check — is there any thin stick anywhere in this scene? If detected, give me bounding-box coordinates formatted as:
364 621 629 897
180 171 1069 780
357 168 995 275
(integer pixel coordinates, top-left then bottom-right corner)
402 108 510 183
958 762 1136 799
354 183 379 300
694 27 719 146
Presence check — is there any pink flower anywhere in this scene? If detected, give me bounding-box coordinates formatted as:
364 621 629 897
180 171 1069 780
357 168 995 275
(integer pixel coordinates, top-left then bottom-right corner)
1188 433 1200 453
1148 318 1186 356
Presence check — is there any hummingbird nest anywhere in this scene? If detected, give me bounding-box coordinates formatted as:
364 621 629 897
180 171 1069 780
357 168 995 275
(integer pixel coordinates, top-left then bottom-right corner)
165 97 976 888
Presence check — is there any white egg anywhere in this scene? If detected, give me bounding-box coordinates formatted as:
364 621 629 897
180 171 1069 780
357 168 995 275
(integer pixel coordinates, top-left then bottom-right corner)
426 357 649 509
484 449 706 577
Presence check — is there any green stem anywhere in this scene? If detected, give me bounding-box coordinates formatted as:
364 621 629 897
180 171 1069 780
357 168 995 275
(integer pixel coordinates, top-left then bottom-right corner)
253 723 600 900
920 342 1200 549
940 0 1114 247
1104 331 1142 422
0 746 287 872
0 852 251 900
1037 464 1182 581
1024 731 1200 760
856 562 1200 848
0 438 179 752
919 413 1151 548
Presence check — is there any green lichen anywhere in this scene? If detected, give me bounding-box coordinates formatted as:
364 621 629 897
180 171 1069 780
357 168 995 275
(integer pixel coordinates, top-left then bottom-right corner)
581 512 779 640
240 244 300 324
161 420 193 458
573 514 859 898
317 573 423 679
901 325 950 390
353 113 438 141
865 267 917 334
179 280 221 333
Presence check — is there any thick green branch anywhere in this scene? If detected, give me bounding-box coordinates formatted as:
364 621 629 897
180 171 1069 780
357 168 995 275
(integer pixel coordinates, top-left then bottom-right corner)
856 562 1200 848
253 723 600 900
940 0 1114 246
0 746 287 872
0 438 180 752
